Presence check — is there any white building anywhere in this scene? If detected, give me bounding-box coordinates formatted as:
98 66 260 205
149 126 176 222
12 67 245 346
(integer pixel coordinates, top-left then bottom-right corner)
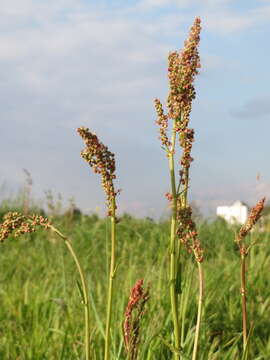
217 201 248 225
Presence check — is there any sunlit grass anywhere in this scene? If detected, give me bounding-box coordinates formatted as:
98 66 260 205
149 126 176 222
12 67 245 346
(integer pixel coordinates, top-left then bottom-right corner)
0 211 269 359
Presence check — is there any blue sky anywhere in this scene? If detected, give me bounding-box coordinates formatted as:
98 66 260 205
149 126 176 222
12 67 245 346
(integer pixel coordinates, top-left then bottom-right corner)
1 0 270 218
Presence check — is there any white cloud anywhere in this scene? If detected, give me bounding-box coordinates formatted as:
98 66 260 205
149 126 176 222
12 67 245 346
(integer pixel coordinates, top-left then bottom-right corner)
0 0 179 215
203 3 270 33
138 0 190 9
0 3 172 112
205 12 253 33
1 0 270 216
136 0 270 35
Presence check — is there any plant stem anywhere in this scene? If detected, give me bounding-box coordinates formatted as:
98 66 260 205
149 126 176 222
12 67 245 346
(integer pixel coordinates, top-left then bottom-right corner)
181 168 189 209
180 263 194 350
192 262 203 360
169 119 181 359
241 252 247 351
104 198 116 360
49 225 91 360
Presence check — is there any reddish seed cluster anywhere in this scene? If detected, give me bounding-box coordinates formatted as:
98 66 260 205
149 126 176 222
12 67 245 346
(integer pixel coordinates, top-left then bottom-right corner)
123 279 150 359
155 99 171 148
77 127 118 215
167 17 201 122
155 18 202 263
180 128 194 169
155 17 201 173
177 206 203 263
0 212 50 242
235 197 266 251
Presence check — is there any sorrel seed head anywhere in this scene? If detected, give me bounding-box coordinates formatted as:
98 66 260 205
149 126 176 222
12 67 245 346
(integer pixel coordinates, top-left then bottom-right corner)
0 212 50 242
236 197 266 245
77 127 118 215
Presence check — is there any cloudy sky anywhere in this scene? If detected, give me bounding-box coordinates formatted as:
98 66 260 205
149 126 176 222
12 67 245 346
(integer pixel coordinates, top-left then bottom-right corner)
1 0 270 218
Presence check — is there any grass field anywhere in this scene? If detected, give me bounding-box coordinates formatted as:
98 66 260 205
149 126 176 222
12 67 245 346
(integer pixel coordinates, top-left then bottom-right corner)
1 204 270 359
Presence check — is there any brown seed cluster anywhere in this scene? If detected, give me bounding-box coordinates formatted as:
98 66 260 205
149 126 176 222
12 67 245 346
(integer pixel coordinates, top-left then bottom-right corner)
155 18 201 127
235 197 265 254
0 212 50 242
77 127 118 215
155 17 201 178
155 18 202 263
123 279 150 360
180 128 194 170
177 206 203 263
155 99 170 148
167 17 201 122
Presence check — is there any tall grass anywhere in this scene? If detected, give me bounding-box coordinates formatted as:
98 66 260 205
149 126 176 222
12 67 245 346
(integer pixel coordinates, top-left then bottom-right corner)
0 212 91 360
0 211 270 359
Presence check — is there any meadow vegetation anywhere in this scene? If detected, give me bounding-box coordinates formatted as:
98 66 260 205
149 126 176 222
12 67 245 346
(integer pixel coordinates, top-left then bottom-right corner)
0 202 269 359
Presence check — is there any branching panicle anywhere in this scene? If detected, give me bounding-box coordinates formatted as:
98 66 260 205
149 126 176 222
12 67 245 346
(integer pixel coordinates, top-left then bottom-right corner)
180 128 194 169
124 279 150 360
0 212 50 242
236 197 265 247
177 206 203 263
77 127 118 215
167 17 201 122
155 17 201 189
155 17 201 155
155 99 171 148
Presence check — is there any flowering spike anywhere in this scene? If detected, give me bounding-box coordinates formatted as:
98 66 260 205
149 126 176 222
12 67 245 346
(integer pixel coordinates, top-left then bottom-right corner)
0 212 50 242
236 197 266 245
155 99 171 148
176 205 203 263
123 279 150 359
167 17 201 122
77 127 118 215
155 17 201 181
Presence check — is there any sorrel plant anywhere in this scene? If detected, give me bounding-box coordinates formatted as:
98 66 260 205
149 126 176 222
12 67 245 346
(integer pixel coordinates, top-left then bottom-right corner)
77 127 119 360
155 17 203 359
235 197 265 355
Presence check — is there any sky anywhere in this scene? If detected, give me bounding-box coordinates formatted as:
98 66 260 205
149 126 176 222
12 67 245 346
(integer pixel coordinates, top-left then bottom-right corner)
1 0 270 218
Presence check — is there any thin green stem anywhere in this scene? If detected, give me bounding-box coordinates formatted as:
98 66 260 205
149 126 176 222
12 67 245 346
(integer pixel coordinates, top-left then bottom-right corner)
181 168 189 209
104 198 116 360
49 225 91 360
180 263 194 350
169 119 181 360
192 262 203 360
241 253 247 351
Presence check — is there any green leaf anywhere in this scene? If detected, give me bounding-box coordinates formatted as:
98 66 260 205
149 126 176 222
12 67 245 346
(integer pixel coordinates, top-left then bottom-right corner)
76 280 84 304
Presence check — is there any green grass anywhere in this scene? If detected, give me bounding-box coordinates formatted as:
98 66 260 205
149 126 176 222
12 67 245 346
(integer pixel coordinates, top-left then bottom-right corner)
0 210 270 359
